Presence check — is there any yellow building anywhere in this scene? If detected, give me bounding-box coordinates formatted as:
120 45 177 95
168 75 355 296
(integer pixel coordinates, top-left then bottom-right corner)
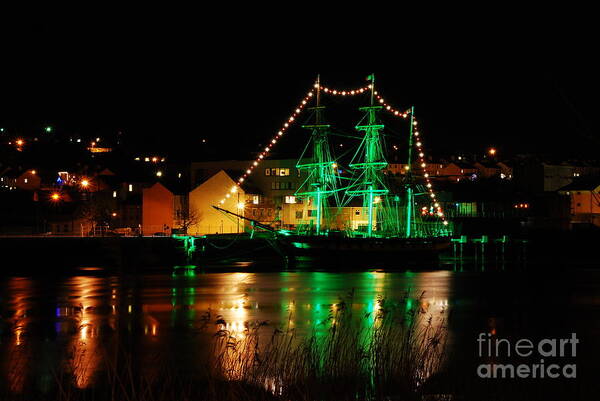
188 170 247 235
558 178 600 227
280 202 375 233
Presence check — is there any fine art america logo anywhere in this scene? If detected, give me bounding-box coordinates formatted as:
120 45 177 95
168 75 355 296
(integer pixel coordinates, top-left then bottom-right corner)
477 333 578 379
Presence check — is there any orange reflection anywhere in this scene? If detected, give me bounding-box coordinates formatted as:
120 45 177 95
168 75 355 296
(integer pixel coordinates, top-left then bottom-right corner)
64 276 104 389
4 277 33 393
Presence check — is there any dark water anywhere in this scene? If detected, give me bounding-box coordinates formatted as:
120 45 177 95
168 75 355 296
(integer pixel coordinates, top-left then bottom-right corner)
1 264 600 395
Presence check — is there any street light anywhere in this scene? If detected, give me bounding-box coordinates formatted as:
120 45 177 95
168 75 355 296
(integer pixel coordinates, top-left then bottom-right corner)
45 126 52 133
488 148 497 156
81 179 89 188
51 193 61 201
236 198 245 233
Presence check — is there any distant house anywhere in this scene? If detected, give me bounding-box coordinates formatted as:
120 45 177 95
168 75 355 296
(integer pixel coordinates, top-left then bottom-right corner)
473 160 501 178
15 170 41 190
440 162 477 181
0 168 41 190
558 178 600 227
386 163 410 176
515 160 600 193
428 162 448 178
496 161 513 179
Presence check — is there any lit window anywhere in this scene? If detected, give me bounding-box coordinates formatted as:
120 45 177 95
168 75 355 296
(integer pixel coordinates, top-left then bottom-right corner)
24 178 28 183
128 184 133 192
285 196 296 204
252 195 259 205
113 191 117 198
265 168 270 176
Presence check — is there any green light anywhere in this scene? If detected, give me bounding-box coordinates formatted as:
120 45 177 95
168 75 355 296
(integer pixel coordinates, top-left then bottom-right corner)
173 235 197 263
45 126 52 133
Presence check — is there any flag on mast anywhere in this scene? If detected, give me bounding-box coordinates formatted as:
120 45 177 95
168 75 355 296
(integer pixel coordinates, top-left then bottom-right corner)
366 74 374 81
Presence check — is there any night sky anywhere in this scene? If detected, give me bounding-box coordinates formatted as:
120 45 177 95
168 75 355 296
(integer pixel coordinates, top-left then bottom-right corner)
1 20 598 162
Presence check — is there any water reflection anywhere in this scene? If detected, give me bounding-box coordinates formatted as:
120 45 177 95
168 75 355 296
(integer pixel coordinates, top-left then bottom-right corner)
62 276 108 388
0 269 453 394
3 277 33 393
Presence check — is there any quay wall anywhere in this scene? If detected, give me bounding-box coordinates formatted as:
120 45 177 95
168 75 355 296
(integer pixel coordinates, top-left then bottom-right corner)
0 236 185 272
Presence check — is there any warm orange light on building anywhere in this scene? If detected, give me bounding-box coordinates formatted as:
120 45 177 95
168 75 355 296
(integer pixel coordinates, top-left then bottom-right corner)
488 148 497 156
51 193 61 201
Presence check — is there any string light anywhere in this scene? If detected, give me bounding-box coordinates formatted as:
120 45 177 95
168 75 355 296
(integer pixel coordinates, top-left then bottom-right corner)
213 78 450 231
375 91 448 227
320 85 370 96
215 83 317 206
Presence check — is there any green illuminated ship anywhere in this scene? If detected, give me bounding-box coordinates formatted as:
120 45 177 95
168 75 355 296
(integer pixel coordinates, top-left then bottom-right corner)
281 74 452 260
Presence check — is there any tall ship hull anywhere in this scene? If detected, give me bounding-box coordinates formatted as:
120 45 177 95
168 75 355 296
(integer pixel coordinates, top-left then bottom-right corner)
280 234 451 261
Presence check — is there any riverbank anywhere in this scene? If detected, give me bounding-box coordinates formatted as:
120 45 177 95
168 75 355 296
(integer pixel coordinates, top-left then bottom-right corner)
0 236 184 273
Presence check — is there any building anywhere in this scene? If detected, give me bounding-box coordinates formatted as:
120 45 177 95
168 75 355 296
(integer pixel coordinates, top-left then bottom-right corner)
191 159 306 228
558 178 600 227
496 161 513 179
442 162 478 181
0 168 41 190
473 160 501 178
386 163 410 176
515 160 600 193
142 182 176 236
188 170 247 235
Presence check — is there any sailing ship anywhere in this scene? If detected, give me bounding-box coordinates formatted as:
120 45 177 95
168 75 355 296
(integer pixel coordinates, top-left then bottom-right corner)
205 74 452 265
277 74 452 261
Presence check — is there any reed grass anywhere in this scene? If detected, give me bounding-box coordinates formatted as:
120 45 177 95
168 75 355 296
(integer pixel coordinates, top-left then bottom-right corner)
208 290 448 401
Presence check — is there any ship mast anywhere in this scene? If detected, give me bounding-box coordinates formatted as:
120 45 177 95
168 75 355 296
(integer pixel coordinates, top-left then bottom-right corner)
295 75 339 235
347 74 389 237
405 105 415 237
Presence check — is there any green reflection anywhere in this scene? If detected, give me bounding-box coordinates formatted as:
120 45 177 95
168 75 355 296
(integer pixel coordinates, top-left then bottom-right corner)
171 267 197 327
